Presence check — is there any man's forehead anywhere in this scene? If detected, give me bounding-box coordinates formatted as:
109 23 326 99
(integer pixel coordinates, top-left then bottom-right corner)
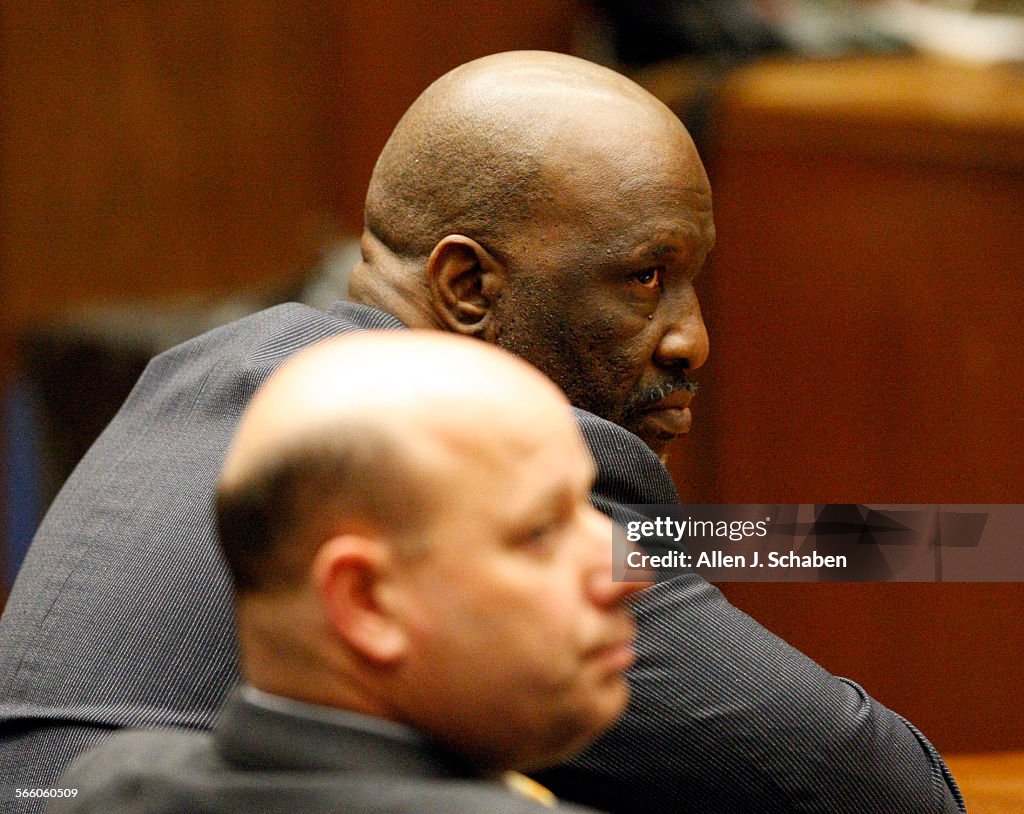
631 222 716 263
423 397 579 458
533 169 715 265
535 117 710 216
407 404 592 522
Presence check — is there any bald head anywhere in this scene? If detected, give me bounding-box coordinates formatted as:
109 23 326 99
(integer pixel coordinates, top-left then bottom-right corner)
361 50 693 262
217 330 576 593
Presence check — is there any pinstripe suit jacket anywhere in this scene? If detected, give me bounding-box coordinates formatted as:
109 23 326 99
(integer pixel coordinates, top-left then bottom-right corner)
0 301 963 813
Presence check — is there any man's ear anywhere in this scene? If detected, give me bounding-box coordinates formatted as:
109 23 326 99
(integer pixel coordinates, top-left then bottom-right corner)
312 534 408 665
427 235 505 340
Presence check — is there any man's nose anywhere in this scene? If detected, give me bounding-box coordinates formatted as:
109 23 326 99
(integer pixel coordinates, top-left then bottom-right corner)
590 569 650 607
582 509 652 606
653 289 709 371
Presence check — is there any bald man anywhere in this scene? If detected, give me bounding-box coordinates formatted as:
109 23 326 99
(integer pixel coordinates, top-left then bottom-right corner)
0 52 962 814
49 333 639 813
355 50 711 456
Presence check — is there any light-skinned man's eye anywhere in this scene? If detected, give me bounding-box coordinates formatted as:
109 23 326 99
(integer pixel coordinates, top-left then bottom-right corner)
522 524 555 547
515 515 569 555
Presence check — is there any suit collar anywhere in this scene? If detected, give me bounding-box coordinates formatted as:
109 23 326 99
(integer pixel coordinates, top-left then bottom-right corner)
326 299 407 331
213 687 480 780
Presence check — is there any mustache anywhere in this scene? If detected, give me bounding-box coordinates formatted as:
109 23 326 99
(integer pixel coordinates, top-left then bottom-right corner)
624 376 699 416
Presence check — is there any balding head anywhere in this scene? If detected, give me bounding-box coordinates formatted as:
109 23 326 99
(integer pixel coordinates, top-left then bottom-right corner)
215 331 646 771
350 52 715 458
217 330 572 594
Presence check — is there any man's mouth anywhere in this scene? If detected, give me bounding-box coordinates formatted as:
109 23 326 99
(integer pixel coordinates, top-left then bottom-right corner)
648 386 694 412
587 624 637 674
640 386 694 437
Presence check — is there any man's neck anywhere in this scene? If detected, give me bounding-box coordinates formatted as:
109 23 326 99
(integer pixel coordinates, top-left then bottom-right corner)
347 231 440 330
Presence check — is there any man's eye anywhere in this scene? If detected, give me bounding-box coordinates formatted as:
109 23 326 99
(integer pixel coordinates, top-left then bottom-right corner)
517 513 568 553
522 521 556 546
632 267 662 289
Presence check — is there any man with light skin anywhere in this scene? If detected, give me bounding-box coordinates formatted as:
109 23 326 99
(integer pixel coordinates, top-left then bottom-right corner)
0 51 962 814
50 332 644 813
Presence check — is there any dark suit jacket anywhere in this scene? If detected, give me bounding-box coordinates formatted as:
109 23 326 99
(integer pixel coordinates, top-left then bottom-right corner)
46 690 599 814
0 300 963 813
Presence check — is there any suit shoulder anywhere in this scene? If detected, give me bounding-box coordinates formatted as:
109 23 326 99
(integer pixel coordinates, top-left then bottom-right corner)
54 732 605 814
571 407 679 505
53 729 216 814
145 300 395 372
121 300 403 429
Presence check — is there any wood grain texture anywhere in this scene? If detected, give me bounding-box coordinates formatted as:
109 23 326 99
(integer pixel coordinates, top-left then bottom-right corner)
946 752 1024 814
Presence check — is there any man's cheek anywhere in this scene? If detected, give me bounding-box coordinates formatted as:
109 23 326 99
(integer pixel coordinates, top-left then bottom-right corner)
604 352 647 399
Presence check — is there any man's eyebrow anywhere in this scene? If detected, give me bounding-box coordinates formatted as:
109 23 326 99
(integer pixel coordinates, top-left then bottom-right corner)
636 239 698 263
650 244 678 260
536 471 590 519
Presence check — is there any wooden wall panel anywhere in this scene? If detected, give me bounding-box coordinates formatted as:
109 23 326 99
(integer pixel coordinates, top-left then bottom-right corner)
701 154 1024 504
0 2 341 330
719 582 1023 753
0 1 581 330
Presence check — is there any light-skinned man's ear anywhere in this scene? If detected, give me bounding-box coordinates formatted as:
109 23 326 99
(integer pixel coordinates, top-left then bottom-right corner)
313 534 410 666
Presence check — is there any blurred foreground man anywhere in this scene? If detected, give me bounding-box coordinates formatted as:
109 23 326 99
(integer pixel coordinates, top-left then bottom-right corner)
0 51 962 813
48 333 639 813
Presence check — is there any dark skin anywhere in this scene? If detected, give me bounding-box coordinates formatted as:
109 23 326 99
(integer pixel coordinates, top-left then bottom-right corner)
491 114 714 455
349 52 715 458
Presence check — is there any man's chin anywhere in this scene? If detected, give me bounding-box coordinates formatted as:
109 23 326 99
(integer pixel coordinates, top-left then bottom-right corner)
627 421 683 457
629 407 692 456
582 403 685 458
644 433 677 460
